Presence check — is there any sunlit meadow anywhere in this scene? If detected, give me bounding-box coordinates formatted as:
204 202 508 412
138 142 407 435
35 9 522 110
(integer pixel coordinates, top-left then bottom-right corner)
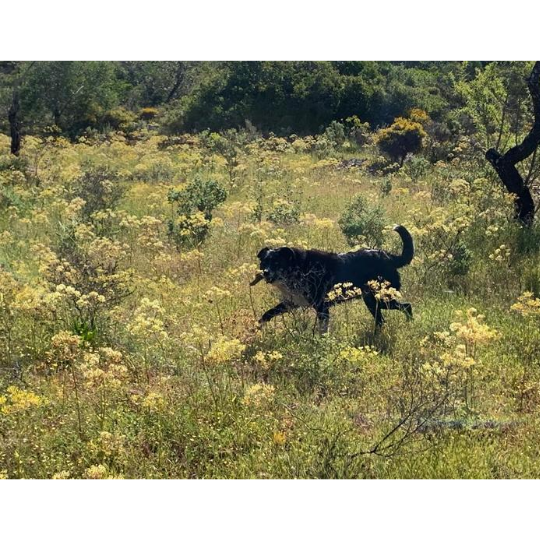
1 126 540 479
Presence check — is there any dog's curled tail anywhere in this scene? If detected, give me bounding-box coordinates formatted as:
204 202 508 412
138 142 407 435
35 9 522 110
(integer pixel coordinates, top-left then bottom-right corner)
391 225 414 268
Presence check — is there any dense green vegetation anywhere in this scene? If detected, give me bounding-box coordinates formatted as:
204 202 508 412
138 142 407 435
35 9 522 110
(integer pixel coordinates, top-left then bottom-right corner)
0 61 516 137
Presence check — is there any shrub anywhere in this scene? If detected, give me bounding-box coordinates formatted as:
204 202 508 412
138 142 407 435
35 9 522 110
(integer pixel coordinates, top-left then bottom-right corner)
338 194 386 247
312 136 336 158
408 108 430 124
258 135 291 153
268 198 300 225
424 121 456 163
72 163 125 220
168 211 211 248
344 116 371 145
404 155 431 181
202 130 246 186
46 230 134 338
364 155 399 176
376 117 427 166
139 107 159 121
323 121 347 147
132 154 176 183
447 240 473 277
379 176 393 197
100 107 138 133
168 177 227 247
170 177 227 220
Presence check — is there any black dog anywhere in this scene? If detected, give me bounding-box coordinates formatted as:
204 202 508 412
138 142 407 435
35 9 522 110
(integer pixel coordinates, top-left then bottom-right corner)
251 225 414 332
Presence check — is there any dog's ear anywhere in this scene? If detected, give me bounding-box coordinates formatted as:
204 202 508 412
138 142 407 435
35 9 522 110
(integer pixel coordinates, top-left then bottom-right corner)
257 247 270 260
278 247 296 262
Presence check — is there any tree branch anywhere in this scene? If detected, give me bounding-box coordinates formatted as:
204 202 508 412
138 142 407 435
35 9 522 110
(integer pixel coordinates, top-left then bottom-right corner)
486 61 540 225
504 61 540 165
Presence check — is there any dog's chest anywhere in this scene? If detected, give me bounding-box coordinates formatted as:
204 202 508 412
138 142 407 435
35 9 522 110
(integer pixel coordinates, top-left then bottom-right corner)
273 281 311 307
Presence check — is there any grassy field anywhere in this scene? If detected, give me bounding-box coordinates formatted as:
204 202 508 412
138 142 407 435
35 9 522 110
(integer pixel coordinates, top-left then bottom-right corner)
1 130 540 479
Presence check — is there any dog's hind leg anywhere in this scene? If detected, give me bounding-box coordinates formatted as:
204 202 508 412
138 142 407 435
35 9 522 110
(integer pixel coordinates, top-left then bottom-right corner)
381 299 413 320
362 292 384 327
400 301 413 320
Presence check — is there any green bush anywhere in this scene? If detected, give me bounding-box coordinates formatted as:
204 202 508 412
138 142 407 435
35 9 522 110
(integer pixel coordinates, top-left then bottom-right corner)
73 163 125 220
338 194 386 248
404 155 431 181
168 177 227 247
344 115 371 145
323 121 347 147
268 198 301 225
312 136 336 158
202 130 246 186
447 240 473 277
171 177 227 220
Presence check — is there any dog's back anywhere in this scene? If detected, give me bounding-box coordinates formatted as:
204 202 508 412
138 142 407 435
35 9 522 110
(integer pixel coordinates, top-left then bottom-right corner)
297 225 413 291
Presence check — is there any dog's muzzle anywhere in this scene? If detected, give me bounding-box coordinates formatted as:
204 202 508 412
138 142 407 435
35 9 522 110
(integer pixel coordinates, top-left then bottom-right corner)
250 269 274 286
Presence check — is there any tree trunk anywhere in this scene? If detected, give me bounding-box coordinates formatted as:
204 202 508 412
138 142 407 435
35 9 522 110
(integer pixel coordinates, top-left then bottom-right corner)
166 62 187 103
485 61 540 226
486 148 536 223
8 90 21 156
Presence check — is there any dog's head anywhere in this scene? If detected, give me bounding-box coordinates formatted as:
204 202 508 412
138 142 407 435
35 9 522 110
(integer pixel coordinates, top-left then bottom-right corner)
256 246 297 284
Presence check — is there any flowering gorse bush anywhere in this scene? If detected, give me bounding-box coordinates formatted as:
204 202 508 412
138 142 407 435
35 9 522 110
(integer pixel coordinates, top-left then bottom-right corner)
376 117 427 166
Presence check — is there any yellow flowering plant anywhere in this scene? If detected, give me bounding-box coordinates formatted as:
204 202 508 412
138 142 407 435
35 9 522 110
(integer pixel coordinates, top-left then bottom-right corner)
206 336 246 365
511 292 540 318
1 386 46 415
420 308 498 413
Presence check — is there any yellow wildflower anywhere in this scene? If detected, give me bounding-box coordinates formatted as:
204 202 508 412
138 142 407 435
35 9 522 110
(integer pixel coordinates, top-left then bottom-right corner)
339 346 379 364
449 308 498 346
367 280 402 302
206 336 246 364
253 350 283 369
1 386 45 414
52 471 71 479
511 291 540 317
84 464 108 479
273 431 287 445
243 383 275 407
142 392 166 413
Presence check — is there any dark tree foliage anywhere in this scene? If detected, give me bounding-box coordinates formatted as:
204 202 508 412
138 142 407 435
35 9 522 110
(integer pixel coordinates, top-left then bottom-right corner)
169 61 469 135
0 60 532 146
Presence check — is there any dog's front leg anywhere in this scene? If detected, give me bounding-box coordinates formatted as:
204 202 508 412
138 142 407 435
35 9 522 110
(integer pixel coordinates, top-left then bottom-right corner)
259 302 292 326
316 304 330 334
